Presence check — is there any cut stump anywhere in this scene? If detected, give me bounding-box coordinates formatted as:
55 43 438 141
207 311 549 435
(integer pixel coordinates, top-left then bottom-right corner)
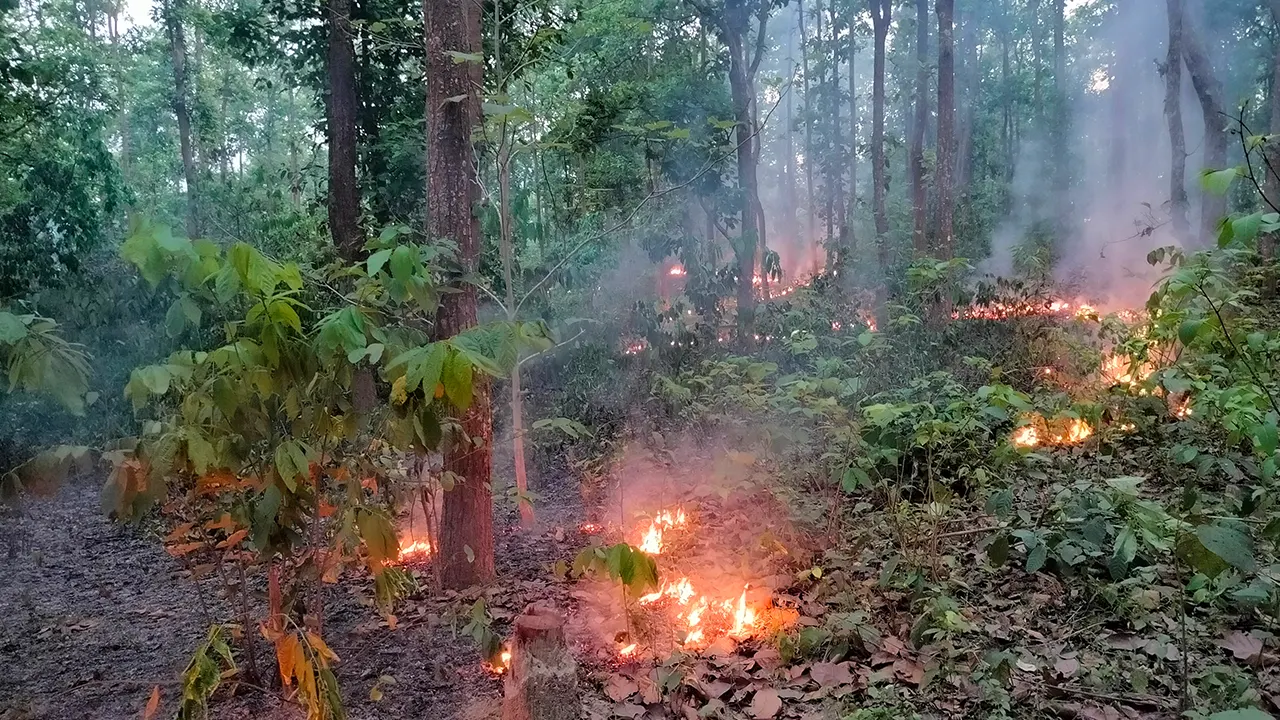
502 605 580 720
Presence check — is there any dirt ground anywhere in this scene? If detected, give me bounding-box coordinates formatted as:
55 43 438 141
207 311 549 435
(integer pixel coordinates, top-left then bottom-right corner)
0 463 593 720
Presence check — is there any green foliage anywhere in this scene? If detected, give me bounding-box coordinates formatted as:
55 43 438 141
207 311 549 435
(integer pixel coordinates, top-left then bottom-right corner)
572 541 660 596
179 625 237 720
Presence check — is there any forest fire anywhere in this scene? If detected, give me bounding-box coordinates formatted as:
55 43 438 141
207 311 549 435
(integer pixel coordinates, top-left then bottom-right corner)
636 508 687 554
1011 416 1094 448
483 648 513 675
952 298 1098 321
397 538 433 562
668 265 687 277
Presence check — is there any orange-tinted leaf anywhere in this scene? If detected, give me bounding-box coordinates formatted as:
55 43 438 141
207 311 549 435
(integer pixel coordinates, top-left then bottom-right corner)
166 541 205 557
204 513 236 531
195 469 238 496
318 501 337 518
142 686 160 720
164 522 195 542
360 476 378 492
306 631 339 663
433 382 444 399
216 529 249 550
276 632 301 686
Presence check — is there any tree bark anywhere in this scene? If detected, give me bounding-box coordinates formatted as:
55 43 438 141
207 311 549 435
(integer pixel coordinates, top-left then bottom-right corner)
327 0 362 259
909 0 929 256
165 0 199 239
956 5 977 190
1180 3 1227 240
426 0 494 590
871 0 891 276
1262 0 1280 288
936 0 955 259
830 9 845 252
838 25 857 264
782 19 798 244
1163 0 1190 240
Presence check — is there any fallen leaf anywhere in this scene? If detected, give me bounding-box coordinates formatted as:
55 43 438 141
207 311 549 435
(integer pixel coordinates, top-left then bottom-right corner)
702 679 732 698
809 661 854 688
142 686 160 720
605 675 638 702
612 702 644 719
892 658 924 686
1054 657 1079 677
750 688 783 719
1218 631 1264 662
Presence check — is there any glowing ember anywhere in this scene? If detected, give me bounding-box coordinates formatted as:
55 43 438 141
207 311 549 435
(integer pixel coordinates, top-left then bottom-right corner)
638 577 697 605
618 643 637 656
397 538 433 562
668 265 687 277
952 298 1103 322
1173 397 1194 419
1061 418 1094 443
579 522 603 534
1100 352 1154 387
622 339 648 356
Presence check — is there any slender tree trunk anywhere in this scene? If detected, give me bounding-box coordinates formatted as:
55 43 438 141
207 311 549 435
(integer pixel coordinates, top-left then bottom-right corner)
1052 0 1067 228
328 0 362 259
798 0 816 244
729 40 761 341
910 0 929 255
817 1 832 248
426 0 494 590
1262 0 1280 286
1030 0 1042 124
165 0 199 239
831 11 846 254
957 7 978 189
1179 4 1227 240
1164 0 1190 240
840 30 857 262
936 0 955 260
782 20 798 243
1001 3 1012 182
495 8 533 528
871 0 890 277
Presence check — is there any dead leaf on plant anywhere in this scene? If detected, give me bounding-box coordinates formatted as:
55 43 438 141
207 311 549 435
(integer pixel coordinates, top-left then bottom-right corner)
1218 630 1264 662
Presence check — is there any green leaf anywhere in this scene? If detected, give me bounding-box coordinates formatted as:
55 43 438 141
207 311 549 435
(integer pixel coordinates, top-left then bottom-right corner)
405 342 447 394
1200 167 1240 195
366 248 393 277
1026 543 1048 574
1196 524 1257 573
1177 532 1230 578
273 440 310 491
1178 318 1206 346
0 312 29 344
1206 709 1274 720
442 351 474 411
1110 527 1138 580
186 431 217 475
988 533 1010 566
1229 212 1264 247
389 245 415 281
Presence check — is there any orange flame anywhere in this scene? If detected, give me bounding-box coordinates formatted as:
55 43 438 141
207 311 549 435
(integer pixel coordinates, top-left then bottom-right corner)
635 508 686 555
668 265 687 277
618 643 637 656
397 538 433 562
728 587 756 638
1011 416 1093 448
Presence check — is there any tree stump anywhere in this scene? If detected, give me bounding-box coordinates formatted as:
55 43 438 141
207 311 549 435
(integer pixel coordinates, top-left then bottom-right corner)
502 605 580 720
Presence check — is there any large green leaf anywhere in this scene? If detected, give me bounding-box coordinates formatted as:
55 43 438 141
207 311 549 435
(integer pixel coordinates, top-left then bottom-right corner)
0 312 29 344
442 351 474 411
1196 524 1257 573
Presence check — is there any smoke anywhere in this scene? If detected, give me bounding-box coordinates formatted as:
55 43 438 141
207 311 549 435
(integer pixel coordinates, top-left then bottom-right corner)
988 0 1229 309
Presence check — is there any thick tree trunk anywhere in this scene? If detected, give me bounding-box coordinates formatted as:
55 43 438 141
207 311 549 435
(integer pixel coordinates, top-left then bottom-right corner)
426 0 494 590
1052 0 1067 229
1180 4 1227 240
871 0 890 276
327 0 362 259
936 0 955 259
956 6 977 190
1030 0 1042 123
1164 0 1190 240
165 0 199 239
909 0 929 256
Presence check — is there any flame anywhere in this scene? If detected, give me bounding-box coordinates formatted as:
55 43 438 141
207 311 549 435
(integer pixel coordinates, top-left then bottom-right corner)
579 522 603 534
1100 352 1155 387
728 587 756 638
622 339 648 355
397 538 433 562
635 508 686 555
618 642 637 656
952 298 1106 322
1012 425 1040 448
484 647 513 675
1011 416 1093 448
668 265 687 277
1173 397 1193 419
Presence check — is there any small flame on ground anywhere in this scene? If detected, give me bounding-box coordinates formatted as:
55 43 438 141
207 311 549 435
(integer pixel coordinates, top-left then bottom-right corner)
622 339 648 356
669 265 687 277
579 522 603 534
484 647 513 675
618 643 637 656
635 508 686 555
1173 398 1194 419
728 588 756 638
397 538 433 562
1011 417 1093 448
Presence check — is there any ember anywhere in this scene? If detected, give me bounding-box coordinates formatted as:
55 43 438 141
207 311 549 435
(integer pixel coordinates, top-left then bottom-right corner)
1011 416 1093 448
668 265 686 277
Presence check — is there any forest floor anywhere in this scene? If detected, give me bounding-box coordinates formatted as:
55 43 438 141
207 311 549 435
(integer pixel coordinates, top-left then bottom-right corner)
3 434 1279 720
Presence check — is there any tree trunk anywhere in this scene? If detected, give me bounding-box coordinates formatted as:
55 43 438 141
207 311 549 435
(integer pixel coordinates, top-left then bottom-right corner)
798 0 816 244
1030 0 1042 125
1164 0 1190 240
782 20 798 244
1000 2 1012 182
839 24 857 264
1179 4 1227 240
1262 0 1280 288
495 8 533 528
165 0 199 239
830 10 845 254
426 0 494 590
502 606 580 720
871 0 890 276
1052 0 1067 228
328 0 362 260
909 0 929 256
817 1 832 249
936 0 955 260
